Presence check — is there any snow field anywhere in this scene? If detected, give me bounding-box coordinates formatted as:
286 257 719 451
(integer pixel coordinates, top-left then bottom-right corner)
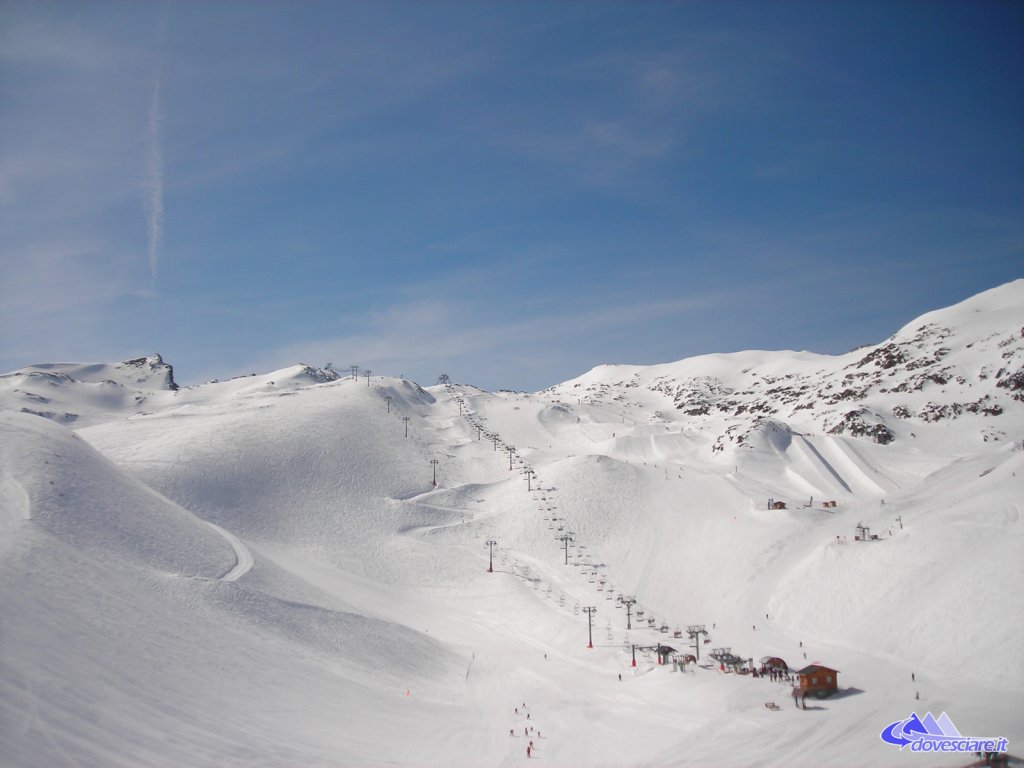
2 282 1023 766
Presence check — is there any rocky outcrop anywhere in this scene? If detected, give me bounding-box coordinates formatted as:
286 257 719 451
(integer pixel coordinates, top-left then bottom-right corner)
123 353 178 390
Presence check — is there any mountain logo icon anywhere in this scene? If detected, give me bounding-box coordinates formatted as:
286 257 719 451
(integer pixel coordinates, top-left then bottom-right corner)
880 711 1008 755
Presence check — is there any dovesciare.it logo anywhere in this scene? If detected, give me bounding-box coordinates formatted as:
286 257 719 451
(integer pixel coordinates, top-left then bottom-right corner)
880 711 1008 755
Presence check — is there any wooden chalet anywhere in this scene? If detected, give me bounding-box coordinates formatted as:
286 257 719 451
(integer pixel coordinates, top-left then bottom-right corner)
793 664 839 698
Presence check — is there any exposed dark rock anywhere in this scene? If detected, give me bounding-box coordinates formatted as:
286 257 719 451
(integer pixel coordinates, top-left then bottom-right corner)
855 343 906 370
996 368 1024 402
123 353 178 391
20 407 78 423
828 409 894 444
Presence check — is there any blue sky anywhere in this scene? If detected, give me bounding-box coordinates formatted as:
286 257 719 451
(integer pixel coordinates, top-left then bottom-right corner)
2 1 1022 391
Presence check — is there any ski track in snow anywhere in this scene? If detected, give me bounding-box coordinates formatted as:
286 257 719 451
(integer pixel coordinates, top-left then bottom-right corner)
205 521 253 582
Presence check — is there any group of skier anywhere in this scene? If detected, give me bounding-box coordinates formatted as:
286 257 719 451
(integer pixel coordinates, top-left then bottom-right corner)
510 702 541 758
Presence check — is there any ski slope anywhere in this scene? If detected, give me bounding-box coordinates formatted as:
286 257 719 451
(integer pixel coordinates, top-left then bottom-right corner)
1 282 1022 767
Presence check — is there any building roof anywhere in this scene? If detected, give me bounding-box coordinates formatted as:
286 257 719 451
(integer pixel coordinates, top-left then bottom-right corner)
796 664 839 675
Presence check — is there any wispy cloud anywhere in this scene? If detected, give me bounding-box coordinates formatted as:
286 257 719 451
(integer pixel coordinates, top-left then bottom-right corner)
144 3 169 292
145 67 163 291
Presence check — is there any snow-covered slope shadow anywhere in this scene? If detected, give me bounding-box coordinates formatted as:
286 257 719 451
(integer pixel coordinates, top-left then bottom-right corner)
0 411 234 578
0 411 468 768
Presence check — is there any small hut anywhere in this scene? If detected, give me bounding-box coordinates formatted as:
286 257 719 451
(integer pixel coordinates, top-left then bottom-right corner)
793 664 839 698
759 656 790 676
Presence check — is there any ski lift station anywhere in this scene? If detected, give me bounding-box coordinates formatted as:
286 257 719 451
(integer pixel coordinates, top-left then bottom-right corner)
758 656 790 675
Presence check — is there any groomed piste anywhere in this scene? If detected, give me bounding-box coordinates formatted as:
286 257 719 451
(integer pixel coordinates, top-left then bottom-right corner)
1 281 1022 767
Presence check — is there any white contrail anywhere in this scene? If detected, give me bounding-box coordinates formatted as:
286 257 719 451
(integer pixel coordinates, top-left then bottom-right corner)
145 67 163 291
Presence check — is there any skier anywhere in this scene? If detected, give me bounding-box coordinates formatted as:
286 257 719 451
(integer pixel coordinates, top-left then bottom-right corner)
527 745 532 759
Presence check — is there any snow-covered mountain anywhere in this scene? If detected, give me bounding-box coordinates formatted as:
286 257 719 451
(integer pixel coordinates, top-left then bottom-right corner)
548 280 1023 454
1 281 1021 767
0 355 345 428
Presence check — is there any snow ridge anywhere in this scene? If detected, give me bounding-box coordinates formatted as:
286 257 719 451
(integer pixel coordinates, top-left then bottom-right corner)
1 280 1022 768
